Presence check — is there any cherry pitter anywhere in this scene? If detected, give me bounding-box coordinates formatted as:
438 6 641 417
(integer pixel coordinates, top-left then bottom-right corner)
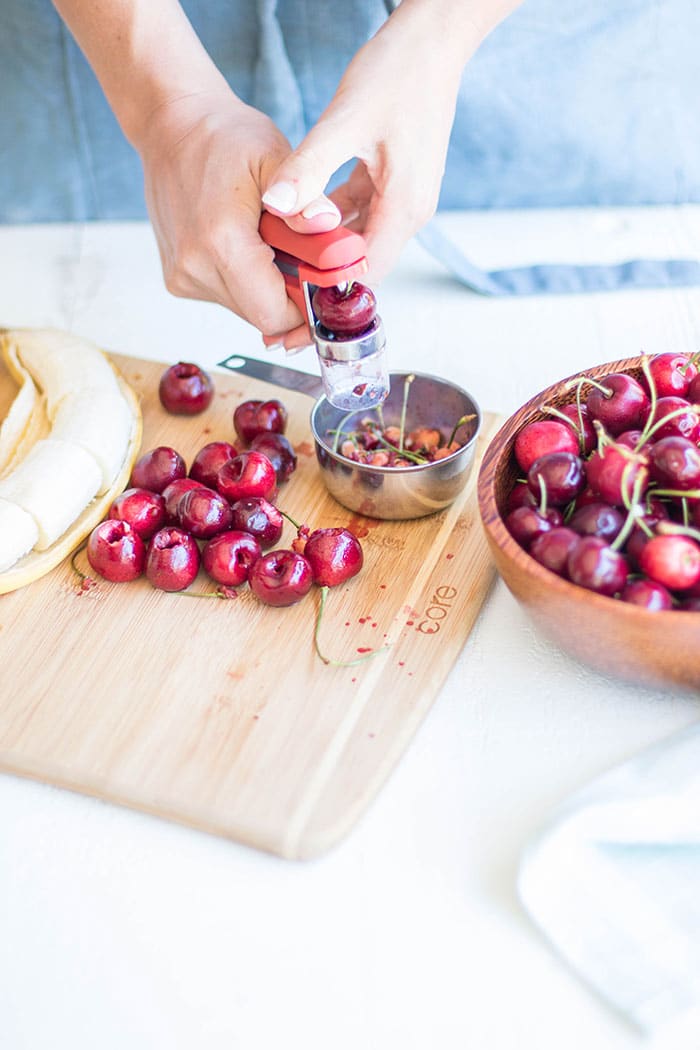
259 212 389 411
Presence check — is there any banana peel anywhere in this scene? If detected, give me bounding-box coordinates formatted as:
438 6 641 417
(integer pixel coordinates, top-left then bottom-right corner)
0 327 142 594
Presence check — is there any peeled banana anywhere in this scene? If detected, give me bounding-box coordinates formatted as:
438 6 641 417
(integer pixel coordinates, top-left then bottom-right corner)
0 327 142 593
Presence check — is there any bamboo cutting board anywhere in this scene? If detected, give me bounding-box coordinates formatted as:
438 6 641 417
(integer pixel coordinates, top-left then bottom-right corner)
0 351 501 859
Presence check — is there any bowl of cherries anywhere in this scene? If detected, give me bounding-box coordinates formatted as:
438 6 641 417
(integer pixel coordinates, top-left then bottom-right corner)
477 352 700 691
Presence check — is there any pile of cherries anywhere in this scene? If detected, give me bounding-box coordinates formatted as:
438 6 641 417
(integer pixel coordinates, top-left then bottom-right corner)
85 373 363 607
505 352 700 610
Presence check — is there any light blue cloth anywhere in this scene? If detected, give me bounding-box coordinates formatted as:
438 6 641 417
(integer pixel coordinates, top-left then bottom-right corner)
1 0 699 292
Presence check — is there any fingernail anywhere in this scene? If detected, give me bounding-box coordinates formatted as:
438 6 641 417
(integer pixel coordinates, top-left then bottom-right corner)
302 199 341 221
263 340 284 352
262 182 297 214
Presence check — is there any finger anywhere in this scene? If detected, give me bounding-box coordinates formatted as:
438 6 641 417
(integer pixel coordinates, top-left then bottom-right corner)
327 184 361 226
276 195 342 235
216 239 304 336
283 324 314 352
261 119 356 218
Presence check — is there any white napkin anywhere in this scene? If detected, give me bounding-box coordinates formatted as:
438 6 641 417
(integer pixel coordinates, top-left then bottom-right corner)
518 721 700 1037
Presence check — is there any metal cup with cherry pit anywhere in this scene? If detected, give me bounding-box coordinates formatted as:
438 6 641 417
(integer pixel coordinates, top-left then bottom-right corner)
218 355 482 521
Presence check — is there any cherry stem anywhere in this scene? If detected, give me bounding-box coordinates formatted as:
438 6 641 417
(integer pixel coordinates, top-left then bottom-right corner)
540 403 586 455
656 520 700 544
446 413 476 449
651 486 700 500
314 585 391 667
376 433 427 464
173 588 238 600
682 497 690 528
398 374 414 452
331 409 361 454
611 470 648 551
635 401 700 449
565 375 611 399
279 507 302 530
70 541 89 580
680 352 700 375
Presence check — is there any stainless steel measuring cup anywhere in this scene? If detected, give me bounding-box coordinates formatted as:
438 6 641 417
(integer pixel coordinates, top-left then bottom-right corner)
218 355 482 520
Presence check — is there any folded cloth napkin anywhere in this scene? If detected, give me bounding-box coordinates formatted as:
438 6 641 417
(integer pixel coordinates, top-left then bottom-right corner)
518 721 700 1037
417 220 700 296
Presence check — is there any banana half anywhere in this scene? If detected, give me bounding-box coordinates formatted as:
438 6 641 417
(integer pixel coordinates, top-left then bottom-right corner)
0 327 142 594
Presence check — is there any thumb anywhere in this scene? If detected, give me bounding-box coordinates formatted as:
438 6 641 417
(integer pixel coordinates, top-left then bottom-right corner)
261 126 355 234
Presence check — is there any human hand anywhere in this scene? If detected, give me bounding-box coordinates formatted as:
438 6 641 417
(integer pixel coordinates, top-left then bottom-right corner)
261 1 480 285
136 89 342 347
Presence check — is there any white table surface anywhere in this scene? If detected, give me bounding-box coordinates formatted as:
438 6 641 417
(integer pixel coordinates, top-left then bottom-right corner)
1 208 700 1050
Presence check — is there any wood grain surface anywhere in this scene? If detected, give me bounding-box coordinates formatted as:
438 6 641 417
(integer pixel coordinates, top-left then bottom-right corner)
0 352 501 858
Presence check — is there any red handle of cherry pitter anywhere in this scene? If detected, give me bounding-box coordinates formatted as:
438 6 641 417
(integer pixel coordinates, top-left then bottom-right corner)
259 212 370 343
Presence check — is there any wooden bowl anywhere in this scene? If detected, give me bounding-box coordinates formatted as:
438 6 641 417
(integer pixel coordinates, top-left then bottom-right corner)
477 355 700 691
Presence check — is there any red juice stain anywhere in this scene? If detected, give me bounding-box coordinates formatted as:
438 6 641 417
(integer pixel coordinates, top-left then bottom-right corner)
357 647 373 654
346 514 381 539
294 440 314 457
446 552 454 560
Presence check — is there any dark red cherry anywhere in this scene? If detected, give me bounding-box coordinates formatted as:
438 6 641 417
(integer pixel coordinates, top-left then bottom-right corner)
505 505 563 547
586 444 649 507
567 536 629 596
312 282 377 338
177 486 232 539
145 527 200 591
189 441 238 488
586 373 650 436
249 549 313 607
130 446 186 493
567 501 624 543
639 534 700 590
87 519 146 582
514 420 578 473
299 528 363 587
249 432 297 483
646 353 697 399
620 578 674 610
229 497 284 550
108 487 166 540
161 478 203 523
233 399 288 445
158 361 214 415
527 451 585 506
201 530 262 587
649 436 700 490
643 396 700 443
558 403 596 456
529 527 580 576
216 451 277 502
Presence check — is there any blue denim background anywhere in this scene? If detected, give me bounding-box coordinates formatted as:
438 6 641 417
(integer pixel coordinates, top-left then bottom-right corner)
1 0 698 222
1 1 698 294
